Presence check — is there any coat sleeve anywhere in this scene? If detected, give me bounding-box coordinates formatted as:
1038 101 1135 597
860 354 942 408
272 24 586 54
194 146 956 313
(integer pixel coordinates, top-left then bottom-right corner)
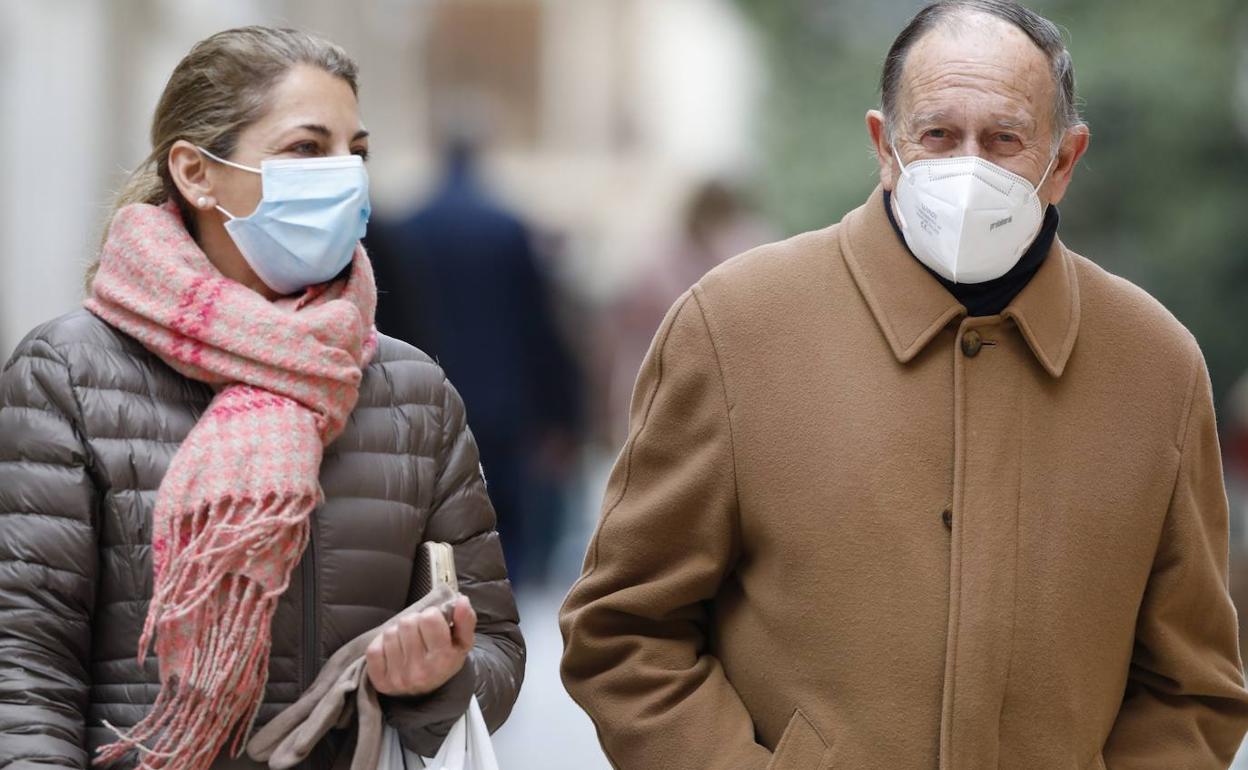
1103 350 1248 767
0 334 99 769
559 290 772 770
380 370 525 756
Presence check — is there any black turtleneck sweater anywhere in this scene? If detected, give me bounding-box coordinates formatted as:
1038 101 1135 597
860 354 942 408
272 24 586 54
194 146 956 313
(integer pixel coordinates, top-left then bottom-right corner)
882 189 1059 317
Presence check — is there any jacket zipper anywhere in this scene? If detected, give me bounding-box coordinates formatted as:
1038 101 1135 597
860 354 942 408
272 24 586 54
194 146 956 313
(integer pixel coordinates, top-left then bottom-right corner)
302 516 322 769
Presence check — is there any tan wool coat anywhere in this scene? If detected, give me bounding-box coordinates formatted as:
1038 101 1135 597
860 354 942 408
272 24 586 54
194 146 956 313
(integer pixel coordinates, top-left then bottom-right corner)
560 187 1248 770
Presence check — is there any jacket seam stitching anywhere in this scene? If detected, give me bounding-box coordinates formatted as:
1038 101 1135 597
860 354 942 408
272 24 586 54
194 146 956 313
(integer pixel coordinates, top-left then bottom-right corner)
689 286 745 568
0 557 90 580
1134 345 1205 657
997 393 1026 730
1173 345 1202 454
583 292 693 579
42 342 95 437
0 403 65 418
52 384 209 406
0 510 94 527
0 457 96 471
1150 347 1204 554
27 340 101 519
429 370 456 497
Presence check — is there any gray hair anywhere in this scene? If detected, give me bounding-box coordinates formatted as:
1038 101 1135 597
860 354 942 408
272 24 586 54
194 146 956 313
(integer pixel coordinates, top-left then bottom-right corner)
880 0 1080 143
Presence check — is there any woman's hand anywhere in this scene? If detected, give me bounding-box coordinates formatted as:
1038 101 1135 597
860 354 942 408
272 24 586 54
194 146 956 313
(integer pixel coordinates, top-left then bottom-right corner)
366 595 477 696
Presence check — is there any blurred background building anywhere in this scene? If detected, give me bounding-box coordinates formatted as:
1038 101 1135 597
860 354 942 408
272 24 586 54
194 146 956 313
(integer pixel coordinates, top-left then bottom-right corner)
1 0 1246 766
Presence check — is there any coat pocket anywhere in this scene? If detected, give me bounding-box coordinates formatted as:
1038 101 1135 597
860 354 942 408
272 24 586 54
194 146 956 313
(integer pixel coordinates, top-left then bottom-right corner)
766 708 830 770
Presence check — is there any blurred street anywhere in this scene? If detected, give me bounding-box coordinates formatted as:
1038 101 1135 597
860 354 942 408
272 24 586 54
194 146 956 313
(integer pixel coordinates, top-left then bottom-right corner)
492 586 611 770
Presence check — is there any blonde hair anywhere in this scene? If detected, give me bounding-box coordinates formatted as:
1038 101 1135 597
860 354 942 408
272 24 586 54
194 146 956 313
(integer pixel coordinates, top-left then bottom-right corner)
87 26 358 289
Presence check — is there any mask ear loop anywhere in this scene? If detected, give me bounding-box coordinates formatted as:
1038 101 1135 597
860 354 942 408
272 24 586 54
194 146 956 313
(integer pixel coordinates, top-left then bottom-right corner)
1005 145 1063 264
1032 145 1061 199
196 146 260 221
889 144 910 230
197 146 261 175
891 144 909 177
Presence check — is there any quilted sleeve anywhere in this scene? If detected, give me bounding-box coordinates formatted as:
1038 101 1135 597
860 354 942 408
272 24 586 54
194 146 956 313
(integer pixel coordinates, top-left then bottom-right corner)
380 370 525 755
0 332 99 768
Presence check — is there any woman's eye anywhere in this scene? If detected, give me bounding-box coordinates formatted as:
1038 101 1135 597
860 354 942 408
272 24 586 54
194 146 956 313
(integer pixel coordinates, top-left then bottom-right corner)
290 141 320 155
352 148 370 161
997 133 1019 143
925 129 948 140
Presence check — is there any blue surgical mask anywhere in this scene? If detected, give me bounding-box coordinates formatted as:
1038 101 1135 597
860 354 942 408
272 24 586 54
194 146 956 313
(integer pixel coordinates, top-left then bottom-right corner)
198 147 371 294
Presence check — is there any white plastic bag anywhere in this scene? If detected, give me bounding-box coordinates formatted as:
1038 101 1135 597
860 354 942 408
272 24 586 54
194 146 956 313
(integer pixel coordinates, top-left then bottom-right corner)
378 696 499 770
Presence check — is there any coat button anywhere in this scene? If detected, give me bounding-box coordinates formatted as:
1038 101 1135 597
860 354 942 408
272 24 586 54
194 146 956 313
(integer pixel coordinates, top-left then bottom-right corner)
961 330 983 358
941 507 953 530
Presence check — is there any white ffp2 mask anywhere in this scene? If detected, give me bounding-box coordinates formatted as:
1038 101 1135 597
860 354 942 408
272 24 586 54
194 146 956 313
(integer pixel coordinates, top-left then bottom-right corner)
891 148 1056 284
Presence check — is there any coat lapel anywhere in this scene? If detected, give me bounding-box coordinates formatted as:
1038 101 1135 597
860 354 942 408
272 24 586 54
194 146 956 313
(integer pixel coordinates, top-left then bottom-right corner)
840 185 1080 377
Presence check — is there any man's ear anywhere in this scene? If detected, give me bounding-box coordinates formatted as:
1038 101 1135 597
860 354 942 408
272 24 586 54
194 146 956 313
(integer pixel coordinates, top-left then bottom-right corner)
866 110 899 191
1042 124 1090 206
167 140 217 212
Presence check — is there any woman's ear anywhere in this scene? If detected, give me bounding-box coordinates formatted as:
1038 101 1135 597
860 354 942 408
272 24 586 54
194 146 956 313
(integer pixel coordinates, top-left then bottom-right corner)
168 140 216 212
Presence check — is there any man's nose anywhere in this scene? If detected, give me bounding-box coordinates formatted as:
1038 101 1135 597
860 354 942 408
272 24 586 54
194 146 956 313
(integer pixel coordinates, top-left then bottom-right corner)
954 138 989 159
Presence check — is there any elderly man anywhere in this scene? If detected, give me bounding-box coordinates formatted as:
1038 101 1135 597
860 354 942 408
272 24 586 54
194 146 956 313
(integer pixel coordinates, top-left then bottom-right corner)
559 1 1248 768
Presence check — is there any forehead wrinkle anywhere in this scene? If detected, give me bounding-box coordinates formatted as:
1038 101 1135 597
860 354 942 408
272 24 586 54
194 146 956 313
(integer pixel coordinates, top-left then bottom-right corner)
901 67 1051 134
896 17 1058 134
905 64 1042 104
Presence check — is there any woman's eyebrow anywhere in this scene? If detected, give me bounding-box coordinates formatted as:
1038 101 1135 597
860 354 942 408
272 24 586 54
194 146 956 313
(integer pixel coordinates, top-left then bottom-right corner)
291 123 332 138
283 124 369 142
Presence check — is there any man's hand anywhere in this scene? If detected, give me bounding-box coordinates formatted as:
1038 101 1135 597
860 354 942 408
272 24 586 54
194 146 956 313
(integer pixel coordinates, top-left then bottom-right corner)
366 595 477 696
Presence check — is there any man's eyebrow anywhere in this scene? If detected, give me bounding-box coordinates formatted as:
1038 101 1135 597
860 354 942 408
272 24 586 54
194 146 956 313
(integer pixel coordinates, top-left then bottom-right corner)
994 116 1035 132
908 111 951 130
905 112 1037 133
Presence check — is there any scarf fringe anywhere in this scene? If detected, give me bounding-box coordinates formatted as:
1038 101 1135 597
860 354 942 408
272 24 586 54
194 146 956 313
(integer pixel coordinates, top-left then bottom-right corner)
141 494 313 654
96 578 277 769
94 494 312 769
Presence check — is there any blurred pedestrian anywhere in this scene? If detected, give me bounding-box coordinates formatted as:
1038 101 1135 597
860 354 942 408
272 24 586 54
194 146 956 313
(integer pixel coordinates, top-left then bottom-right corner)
561 1 1248 768
369 134 582 587
598 179 773 448
0 27 522 769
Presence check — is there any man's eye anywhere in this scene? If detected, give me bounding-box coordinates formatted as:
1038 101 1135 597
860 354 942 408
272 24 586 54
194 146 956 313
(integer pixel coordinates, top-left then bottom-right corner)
352 148 370 161
996 133 1019 143
925 129 947 139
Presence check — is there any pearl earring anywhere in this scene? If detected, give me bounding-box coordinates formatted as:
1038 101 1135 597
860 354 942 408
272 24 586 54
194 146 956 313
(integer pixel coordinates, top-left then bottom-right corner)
197 196 208 208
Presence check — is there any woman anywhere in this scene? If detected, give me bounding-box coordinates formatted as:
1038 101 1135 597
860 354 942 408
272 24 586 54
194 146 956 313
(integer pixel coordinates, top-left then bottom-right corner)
0 26 523 770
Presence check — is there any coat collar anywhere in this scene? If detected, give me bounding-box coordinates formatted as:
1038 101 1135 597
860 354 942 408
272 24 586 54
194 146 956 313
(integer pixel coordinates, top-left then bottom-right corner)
839 186 1081 378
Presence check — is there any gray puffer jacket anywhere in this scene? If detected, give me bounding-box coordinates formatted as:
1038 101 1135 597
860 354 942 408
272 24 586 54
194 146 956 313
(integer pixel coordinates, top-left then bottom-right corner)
0 309 525 769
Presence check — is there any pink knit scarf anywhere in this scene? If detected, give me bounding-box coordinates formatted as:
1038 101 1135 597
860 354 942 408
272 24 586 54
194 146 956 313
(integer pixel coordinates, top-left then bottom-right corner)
85 201 378 769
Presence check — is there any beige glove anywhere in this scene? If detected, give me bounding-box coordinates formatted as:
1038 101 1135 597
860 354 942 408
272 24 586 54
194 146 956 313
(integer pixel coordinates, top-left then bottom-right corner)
247 583 458 769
